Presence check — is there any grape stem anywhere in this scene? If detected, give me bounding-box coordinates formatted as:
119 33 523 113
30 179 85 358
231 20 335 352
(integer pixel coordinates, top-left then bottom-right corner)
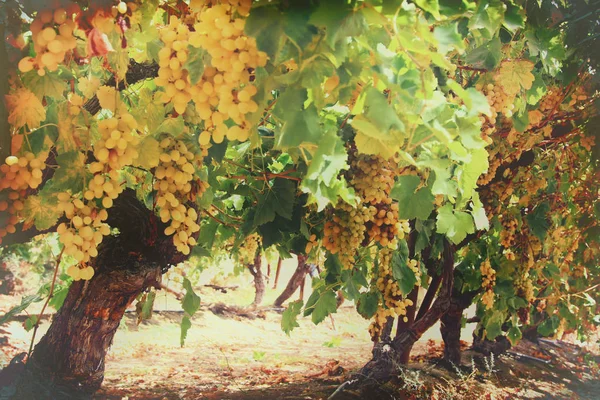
27 246 65 358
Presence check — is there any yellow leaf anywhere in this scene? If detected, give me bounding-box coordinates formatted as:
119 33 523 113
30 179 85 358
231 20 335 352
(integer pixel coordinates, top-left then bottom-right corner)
97 86 118 112
4 88 46 129
354 131 398 159
495 60 535 97
134 137 161 169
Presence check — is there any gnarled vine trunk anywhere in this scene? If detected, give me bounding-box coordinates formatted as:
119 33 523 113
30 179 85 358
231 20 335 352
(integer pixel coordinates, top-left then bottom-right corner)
12 189 191 399
273 254 309 307
247 251 264 306
440 290 477 365
353 239 455 386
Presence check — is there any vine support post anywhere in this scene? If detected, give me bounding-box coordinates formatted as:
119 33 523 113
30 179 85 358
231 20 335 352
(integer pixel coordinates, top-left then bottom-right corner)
272 256 282 289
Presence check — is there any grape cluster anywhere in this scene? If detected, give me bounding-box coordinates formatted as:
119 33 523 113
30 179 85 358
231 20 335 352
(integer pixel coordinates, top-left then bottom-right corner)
56 193 110 280
480 259 496 310
0 153 48 243
19 7 79 75
499 215 518 248
368 248 417 341
156 16 194 115
323 201 373 270
188 2 267 144
238 233 261 265
348 151 396 204
87 113 140 209
347 147 409 249
154 137 206 255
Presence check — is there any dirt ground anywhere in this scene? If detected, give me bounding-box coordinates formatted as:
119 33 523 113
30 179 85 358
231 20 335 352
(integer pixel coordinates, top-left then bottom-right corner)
1 257 599 399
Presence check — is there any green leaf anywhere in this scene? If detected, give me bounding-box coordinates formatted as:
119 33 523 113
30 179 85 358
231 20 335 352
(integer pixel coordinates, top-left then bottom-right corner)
310 289 338 324
136 291 156 324
273 88 322 149
458 147 489 196
304 283 338 325
537 316 560 337
465 37 501 70
181 278 201 317
253 179 296 227
46 151 87 193
301 128 355 210
390 175 435 220
484 310 505 340
506 325 522 346
391 243 418 296
309 1 363 49
0 294 43 325
357 292 379 319
415 0 441 20
526 202 550 241
436 204 475 244
468 0 505 39
184 45 207 85
244 6 284 59
24 315 38 332
22 70 68 99
433 22 465 53
281 300 303 335
180 316 192 347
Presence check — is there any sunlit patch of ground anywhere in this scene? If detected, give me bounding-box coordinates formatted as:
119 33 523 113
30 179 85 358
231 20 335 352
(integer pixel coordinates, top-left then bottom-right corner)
2 257 599 399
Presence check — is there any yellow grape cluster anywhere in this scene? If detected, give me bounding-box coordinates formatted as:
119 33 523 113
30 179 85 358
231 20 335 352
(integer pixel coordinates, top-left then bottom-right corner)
323 201 373 270
480 259 496 310
56 193 111 280
238 233 261 265
154 137 206 255
514 269 535 302
0 153 48 243
365 203 409 248
156 16 194 114
19 7 78 75
188 2 267 145
348 151 396 204
476 82 515 144
368 248 416 341
539 86 562 113
87 113 140 209
347 148 409 249
499 215 518 248
304 233 319 254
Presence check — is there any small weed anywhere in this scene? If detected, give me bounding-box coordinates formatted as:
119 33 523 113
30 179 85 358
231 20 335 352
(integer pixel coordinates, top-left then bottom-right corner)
323 336 342 348
252 350 266 361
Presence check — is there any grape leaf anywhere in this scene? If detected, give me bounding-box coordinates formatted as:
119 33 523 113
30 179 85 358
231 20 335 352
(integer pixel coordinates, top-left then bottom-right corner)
391 242 418 296
433 22 464 53
244 6 284 59
181 278 201 317
537 315 560 337
22 70 68 100
0 294 43 325
458 147 489 196
281 300 303 335
526 202 550 241
495 60 535 96
484 310 505 340
415 0 441 20
46 151 87 193
157 116 186 136
21 194 61 230
309 289 338 324
253 179 296 226
390 175 435 220
301 128 355 210
357 292 379 319
506 325 522 346
468 0 505 39
184 45 207 85
309 1 362 49
436 204 475 244
180 316 192 347
135 137 161 169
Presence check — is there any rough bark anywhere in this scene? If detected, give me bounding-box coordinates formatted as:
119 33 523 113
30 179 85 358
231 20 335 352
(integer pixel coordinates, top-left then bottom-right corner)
247 251 264 306
13 189 192 399
273 255 309 307
353 239 455 385
440 290 477 365
272 257 282 289
472 328 512 357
